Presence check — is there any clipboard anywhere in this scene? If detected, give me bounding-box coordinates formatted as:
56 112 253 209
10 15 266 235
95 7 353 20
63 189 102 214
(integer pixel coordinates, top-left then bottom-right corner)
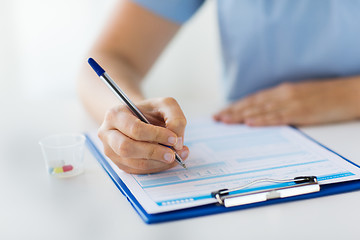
85 128 360 224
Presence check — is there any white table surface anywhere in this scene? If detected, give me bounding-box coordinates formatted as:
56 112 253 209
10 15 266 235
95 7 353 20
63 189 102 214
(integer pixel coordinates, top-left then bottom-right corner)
1 96 360 240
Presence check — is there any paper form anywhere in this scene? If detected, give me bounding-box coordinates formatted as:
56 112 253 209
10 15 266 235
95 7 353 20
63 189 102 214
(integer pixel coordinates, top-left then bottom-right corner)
90 119 360 214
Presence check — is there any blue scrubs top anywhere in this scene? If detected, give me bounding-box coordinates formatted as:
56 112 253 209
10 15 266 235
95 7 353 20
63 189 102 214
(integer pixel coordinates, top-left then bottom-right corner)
133 0 360 102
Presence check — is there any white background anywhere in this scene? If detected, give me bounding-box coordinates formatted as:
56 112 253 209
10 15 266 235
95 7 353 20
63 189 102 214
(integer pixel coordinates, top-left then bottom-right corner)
0 0 223 114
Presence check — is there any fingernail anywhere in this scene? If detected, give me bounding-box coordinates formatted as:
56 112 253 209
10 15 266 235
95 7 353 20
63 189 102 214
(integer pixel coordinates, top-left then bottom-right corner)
168 136 176 145
221 114 232 122
213 114 220 121
181 149 189 159
174 137 183 150
245 118 254 126
164 153 174 163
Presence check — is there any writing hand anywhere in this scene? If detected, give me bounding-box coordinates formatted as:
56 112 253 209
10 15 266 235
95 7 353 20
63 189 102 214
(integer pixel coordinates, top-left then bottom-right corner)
98 97 189 174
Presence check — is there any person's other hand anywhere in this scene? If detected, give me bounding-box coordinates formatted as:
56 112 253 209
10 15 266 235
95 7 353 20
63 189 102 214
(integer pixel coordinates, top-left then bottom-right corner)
214 77 360 126
98 97 189 174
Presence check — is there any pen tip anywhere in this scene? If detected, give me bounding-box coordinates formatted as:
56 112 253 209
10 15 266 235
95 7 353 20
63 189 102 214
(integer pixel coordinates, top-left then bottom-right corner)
88 58 105 77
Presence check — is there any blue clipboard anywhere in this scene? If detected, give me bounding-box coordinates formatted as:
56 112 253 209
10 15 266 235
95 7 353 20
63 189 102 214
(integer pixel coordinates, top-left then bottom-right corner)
85 130 360 224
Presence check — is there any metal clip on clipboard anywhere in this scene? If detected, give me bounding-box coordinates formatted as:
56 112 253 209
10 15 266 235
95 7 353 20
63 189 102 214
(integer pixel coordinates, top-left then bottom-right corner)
211 176 320 207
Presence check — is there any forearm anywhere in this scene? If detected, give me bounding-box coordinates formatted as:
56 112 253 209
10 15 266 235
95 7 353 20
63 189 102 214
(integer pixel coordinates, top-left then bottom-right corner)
77 1 180 124
77 51 145 124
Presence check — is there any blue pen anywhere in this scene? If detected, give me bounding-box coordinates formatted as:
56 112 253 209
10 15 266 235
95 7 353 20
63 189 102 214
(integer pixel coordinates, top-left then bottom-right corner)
88 58 187 169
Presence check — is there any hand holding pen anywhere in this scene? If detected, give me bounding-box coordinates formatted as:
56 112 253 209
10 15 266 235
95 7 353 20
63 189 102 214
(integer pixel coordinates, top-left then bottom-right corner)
88 58 189 174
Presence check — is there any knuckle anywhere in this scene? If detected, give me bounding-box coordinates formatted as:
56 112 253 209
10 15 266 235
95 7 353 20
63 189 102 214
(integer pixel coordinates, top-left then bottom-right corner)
280 83 295 98
162 97 177 105
146 147 157 160
104 108 117 123
117 139 132 158
264 102 274 111
253 94 265 103
279 82 291 89
153 127 162 142
129 119 143 139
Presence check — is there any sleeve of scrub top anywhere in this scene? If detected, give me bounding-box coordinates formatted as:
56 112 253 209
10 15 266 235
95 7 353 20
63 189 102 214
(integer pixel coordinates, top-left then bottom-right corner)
132 0 205 24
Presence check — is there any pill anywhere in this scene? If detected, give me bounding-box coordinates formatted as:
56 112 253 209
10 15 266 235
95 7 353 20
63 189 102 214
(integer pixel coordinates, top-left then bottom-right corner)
52 165 74 174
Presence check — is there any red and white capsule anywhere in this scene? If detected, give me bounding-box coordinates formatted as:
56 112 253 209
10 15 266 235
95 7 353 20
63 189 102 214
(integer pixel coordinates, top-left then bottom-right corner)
50 165 74 174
